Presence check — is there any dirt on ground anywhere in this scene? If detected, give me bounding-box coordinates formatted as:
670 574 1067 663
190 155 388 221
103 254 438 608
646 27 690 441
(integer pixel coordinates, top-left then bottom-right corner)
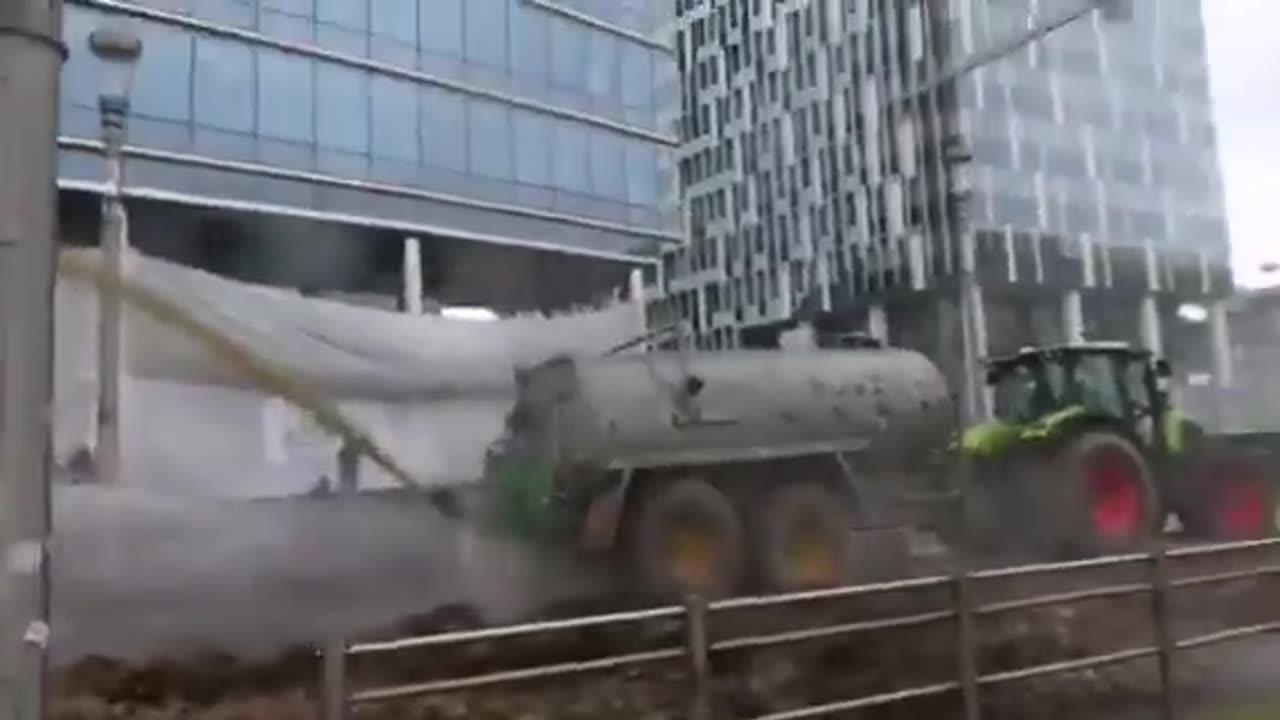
49 554 1279 720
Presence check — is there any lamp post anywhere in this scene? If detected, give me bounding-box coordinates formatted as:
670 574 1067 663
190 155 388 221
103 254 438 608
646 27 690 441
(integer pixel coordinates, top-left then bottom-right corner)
89 26 141 486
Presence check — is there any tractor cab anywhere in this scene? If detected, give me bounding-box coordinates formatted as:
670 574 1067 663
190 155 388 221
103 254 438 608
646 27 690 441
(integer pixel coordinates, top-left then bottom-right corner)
985 342 1171 445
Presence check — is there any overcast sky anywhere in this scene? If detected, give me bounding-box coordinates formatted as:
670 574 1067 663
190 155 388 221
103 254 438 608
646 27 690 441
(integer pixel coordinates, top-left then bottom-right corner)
1203 0 1278 288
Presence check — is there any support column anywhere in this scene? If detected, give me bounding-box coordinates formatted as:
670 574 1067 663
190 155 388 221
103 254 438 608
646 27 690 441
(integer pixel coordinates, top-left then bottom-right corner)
867 303 889 344
958 229 991 422
401 236 423 315
1062 289 1085 344
629 268 647 336
1139 294 1163 357
1208 300 1233 389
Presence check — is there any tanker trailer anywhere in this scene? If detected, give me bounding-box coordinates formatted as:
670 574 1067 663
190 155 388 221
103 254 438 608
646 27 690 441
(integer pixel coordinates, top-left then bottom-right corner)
480 347 958 599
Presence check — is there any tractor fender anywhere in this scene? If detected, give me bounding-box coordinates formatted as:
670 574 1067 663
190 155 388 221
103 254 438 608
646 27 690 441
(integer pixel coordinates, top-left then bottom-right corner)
580 469 634 552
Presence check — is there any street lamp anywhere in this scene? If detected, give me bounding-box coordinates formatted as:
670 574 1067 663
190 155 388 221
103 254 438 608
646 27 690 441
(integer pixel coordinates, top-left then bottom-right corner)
89 26 142 486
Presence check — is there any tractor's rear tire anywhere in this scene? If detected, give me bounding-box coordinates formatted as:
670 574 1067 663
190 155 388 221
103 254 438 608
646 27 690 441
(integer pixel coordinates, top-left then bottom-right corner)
1181 454 1277 541
1050 432 1161 557
751 482 855 593
624 477 746 599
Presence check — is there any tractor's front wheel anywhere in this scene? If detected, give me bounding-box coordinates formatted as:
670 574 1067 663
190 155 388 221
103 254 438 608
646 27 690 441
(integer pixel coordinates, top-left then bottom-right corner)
1053 432 1161 557
624 477 746 599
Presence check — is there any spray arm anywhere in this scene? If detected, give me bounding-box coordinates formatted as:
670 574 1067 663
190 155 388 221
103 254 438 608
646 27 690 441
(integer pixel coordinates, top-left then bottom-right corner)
57 252 460 518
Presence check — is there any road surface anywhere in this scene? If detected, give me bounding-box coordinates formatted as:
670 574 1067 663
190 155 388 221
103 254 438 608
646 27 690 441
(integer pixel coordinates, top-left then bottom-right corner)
49 484 593 663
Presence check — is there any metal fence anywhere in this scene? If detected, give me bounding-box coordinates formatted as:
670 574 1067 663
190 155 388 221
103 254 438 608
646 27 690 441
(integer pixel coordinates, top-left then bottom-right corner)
316 537 1280 720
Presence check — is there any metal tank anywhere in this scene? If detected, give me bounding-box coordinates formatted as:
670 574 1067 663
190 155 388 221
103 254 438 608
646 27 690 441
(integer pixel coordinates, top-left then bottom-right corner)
512 347 956 472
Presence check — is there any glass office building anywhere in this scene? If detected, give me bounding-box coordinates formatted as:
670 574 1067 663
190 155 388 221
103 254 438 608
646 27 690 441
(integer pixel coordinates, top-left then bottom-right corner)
57 0 681 278
960 0 1228 296
654 0 1231 360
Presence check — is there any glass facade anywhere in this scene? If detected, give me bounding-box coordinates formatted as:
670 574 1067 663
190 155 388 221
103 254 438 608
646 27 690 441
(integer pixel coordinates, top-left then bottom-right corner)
57 0 680 259
655 0 1230 348
960 0 1227 259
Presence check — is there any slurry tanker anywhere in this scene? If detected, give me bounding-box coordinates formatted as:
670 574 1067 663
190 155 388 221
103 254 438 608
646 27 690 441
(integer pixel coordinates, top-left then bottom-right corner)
481 334 1278 599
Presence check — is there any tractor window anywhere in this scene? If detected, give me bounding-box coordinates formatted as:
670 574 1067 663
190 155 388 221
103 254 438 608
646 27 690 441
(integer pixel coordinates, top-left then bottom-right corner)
992 364 1058 423
1123 360 1152 417
1071 355 1126 418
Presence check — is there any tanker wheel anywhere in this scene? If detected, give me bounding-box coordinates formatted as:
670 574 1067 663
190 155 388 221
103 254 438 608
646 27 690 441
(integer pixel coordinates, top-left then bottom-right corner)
625 477 746 599
752 482 855 593
1053 432 1160 557
1182 455 1277 541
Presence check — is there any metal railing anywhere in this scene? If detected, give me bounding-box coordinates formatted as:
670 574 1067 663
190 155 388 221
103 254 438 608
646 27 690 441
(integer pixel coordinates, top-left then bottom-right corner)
316 537 1280 720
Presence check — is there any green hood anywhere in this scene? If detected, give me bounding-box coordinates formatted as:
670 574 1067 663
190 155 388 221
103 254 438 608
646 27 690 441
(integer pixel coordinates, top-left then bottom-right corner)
961 405 1090 460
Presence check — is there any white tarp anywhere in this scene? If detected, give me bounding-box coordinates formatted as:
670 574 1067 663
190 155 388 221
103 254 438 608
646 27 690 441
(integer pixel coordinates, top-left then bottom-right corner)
53 249 646 498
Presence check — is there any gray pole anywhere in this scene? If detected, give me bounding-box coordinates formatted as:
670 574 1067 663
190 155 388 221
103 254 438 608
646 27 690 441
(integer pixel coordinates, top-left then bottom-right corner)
89 27 141 488
95 122 125 487
0 0 65 717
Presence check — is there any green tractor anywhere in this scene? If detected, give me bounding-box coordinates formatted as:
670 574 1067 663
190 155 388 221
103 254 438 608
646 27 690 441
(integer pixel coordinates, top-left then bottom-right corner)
961 342 1277 559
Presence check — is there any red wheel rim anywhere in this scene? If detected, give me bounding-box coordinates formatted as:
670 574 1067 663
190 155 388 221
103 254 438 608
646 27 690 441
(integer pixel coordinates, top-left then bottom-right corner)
1085 448 1145 540
1213 464 1269 539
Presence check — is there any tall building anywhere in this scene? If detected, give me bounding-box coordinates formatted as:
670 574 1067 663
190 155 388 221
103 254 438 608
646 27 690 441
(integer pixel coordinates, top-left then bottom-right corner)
653 0 1232 416
57 0 679 311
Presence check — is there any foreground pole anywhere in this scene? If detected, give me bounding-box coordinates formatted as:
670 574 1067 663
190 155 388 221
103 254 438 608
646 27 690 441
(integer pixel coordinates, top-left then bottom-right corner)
0 0 66 717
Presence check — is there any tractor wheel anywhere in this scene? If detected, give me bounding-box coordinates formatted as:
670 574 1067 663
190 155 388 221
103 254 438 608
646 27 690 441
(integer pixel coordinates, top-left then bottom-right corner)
751 482 855 593
624 477 746 599
1051 432 1161 557
1181 454 1277 541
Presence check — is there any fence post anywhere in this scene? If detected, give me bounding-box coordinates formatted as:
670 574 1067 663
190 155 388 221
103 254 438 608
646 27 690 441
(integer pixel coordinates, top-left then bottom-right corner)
1148 539 1178 720
953 559 982 720
317 636 349 720
683 594 713 720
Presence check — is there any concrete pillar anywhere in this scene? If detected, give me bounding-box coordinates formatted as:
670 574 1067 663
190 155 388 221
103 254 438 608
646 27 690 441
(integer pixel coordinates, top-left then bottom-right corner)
1139 294 1163 357
958 230 991 422
402 237 423 315
629 268 647 336
969 284 993 420
1209 300 1233 389
1062 289 1085 344
867 303 889 344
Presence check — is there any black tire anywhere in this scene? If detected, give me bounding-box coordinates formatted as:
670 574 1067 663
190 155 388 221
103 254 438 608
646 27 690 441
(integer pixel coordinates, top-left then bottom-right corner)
1048 432 1161 557
1180 453 1278 541
751 482 856 593
624 477 746 599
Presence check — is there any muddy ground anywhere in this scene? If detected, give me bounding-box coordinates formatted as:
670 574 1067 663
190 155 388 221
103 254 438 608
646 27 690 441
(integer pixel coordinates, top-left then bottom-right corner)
48 547 1280 719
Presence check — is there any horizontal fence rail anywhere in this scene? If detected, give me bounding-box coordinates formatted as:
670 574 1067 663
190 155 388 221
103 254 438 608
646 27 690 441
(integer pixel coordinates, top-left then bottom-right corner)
317 536 1280 720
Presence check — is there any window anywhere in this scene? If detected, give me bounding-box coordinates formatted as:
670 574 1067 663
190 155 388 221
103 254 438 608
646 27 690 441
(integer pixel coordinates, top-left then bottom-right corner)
468 99 513 179
587 32 619 100
513 111 552 186
465 0 508 68
620 43 653 109
550 17 587 91
553 120 590 193
315 0 364 29
624 141 658 205
261 0 309 14
133 24 192 121
590 130 627 200
316 65 369 153
511 5 550 83
421 87 467 172
257 51 312 142
371 75 417 161
371 0 416 44
421 0 463 56
193 35 253 132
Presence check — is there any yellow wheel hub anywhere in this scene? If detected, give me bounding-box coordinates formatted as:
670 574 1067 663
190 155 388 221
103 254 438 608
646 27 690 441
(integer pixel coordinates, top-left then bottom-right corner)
667 523 720 591
786 525 839 587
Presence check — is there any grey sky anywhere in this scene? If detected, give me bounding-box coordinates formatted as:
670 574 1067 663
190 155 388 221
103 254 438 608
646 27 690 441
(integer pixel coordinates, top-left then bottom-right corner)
1203 0 1278 287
